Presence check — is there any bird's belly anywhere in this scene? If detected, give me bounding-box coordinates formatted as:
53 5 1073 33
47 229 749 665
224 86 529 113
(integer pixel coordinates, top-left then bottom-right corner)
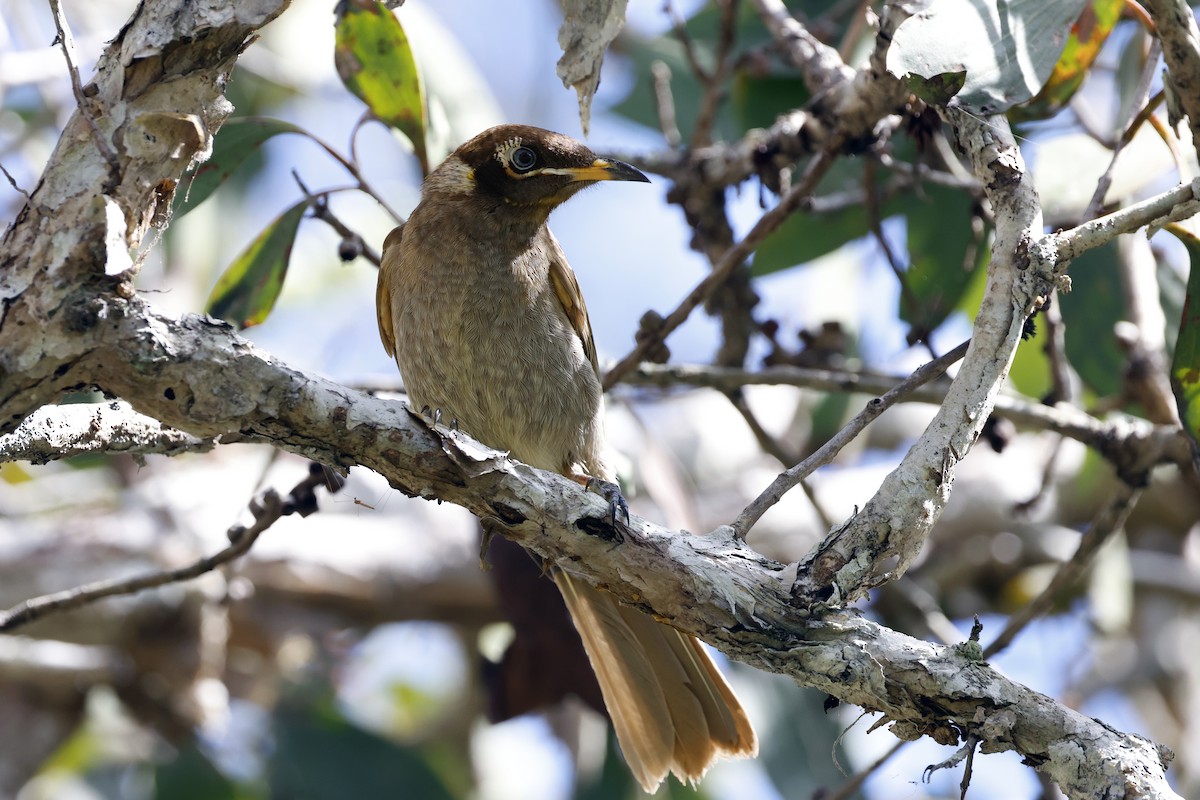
394 288 603 475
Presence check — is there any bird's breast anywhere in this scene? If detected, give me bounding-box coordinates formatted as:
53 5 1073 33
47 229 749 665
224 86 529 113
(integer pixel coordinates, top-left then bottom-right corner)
386 210 605 475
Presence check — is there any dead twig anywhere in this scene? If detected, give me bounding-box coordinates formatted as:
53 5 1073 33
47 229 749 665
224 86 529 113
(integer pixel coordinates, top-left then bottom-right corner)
731 339 971 539
49 0 120 189
0 464 343 632
603 147 837 390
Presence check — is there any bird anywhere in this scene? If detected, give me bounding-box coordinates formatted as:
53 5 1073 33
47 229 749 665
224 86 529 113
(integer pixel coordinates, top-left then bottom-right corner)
375 123 757 792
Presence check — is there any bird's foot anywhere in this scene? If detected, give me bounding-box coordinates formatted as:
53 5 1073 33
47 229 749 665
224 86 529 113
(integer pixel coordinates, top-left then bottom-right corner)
416 406 463 432
584 477 630 528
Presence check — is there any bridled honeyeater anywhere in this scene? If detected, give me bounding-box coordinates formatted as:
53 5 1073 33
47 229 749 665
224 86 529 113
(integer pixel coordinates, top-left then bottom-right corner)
376 124 757 791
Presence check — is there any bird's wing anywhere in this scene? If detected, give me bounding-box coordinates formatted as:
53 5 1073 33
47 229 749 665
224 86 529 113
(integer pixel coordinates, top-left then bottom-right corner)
376 222 405 358
547 239 600 376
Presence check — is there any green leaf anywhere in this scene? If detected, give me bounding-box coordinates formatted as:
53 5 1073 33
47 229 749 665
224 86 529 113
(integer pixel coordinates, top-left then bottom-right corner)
1006 302 1054 400
176 117 304 218
205 199 309 329
731 72 812 133
752 158 904 276
335 0 428 173
1165 224 1200 447
154 744 240 800
901 182 982 336
752 204 872 276
269 694 455 800
906 70 967 106
1059 240 1124 398
1011 0 1125 122
886 0 1089 114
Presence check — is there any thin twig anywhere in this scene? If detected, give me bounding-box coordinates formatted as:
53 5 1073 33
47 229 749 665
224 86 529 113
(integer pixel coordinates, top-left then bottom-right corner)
349 109 372 176
48 0 120 188
728 389 798 466
691 0 739 148
620 362 1196 473
835 0 871 64
291 170 382 267
664 0 712 82
726 389 837 531
864 159 934 355
1042 291 1075 405
1013 437 1064 515
1114 233 1180 425
603 148 837 390
0 461 342 633
1126 0 1156 32
751 0 854 96
824 740 907 800
651 61 682 148
1048 177 1200 263
959 736 977 799
731 340 970 538
1016 291 1073 514
0 162 31 200
1083 38 1161 220
236 116 405 223
1147 111 1191 181
0 490 283 632
983 483 1141 658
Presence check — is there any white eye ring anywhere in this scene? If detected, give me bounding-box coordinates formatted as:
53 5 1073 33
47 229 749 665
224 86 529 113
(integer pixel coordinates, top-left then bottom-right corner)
510 146 538 173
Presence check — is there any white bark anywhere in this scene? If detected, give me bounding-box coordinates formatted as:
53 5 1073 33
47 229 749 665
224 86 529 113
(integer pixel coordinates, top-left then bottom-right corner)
0 1 1185 797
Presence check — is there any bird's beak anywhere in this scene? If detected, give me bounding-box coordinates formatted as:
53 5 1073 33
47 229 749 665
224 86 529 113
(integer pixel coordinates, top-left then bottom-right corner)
556 158 650 183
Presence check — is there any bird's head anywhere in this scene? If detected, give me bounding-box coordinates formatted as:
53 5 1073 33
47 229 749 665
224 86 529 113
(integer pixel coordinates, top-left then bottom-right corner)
423 124 649 211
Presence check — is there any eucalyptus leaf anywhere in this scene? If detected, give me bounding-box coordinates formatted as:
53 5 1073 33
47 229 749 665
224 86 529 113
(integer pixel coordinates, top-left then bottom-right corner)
1059 240 1124 398
901 182 982 336
886 0 1088 114
335 0 428 173
753 157 903 276
1164 224 1200 447
1011 0 1124 122
206 199 309 329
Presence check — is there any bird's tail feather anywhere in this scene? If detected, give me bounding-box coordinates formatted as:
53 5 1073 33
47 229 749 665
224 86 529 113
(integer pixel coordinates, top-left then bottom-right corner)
553 572 758 792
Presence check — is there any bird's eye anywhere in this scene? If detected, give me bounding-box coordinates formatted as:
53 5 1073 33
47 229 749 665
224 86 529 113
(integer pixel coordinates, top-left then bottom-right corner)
509 146 538 173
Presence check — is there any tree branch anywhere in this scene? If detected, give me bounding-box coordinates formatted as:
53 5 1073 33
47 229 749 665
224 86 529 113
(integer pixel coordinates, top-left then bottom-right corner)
0 292 1177 797
621 362 1196 472
1143 0 1200 162
0 400 216 463
732 340 969 537
0 2 1185 797
984 484 1141 659
791 111 1050 605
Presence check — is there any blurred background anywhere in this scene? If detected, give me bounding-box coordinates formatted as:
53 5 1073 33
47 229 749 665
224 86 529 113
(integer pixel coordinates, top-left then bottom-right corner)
1 1 1199 798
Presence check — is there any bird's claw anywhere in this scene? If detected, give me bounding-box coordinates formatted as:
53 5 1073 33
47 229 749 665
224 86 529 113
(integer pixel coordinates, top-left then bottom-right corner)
586 477 630 528
418 405 446 427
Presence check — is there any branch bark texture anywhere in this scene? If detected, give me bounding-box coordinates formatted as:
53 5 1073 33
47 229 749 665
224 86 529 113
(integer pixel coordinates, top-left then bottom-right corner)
791 111 1051 605
0 2 1185 798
